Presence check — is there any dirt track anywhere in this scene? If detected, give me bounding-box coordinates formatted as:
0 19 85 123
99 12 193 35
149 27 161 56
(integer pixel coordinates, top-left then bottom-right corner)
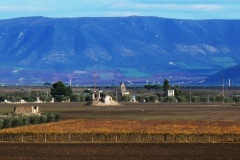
1 143 240 160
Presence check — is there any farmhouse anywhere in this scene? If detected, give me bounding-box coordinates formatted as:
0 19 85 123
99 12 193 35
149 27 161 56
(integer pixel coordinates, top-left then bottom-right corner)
87 90 120 106
167 90 175 97
120 83 129 96
13 106 40 115
130 96 138 102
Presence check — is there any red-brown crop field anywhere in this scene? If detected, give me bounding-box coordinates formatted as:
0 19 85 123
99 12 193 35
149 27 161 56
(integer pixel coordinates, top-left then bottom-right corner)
1 102 240 143
2 119 240 135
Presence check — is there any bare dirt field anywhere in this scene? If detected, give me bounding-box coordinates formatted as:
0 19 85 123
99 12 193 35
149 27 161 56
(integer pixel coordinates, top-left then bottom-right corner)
1 102 240 121
1 142 240 160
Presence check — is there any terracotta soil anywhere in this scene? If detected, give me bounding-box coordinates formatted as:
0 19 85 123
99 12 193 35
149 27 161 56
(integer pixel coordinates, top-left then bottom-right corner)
1 143 240 160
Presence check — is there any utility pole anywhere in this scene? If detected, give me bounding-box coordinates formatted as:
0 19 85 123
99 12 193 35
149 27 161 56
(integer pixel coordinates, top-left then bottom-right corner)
223 74 225 103
28 87 31 97
190 87 192 103
93 74 97 89
116 91 118 102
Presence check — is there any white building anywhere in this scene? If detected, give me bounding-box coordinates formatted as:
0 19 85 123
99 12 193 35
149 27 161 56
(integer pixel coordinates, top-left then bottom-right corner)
167 90 175 97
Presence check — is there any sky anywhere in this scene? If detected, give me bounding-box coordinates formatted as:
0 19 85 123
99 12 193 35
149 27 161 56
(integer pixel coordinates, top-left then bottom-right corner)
0 0 239 20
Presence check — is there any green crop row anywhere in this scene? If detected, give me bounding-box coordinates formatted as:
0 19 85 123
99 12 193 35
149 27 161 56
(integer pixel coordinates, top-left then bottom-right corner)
0 113 60 129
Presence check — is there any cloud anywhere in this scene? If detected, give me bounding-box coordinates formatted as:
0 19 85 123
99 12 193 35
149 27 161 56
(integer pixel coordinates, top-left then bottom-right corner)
131 0 238 5
0 6 50 12
111 2 223 11
188 4 222 10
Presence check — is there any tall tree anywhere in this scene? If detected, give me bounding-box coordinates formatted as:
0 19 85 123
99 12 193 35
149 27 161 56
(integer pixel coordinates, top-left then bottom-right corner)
172 85 181 97
50 81 72 102
162 79 171 92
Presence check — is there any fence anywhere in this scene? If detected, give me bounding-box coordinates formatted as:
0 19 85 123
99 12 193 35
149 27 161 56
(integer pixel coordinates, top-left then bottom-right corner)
0 133 240 143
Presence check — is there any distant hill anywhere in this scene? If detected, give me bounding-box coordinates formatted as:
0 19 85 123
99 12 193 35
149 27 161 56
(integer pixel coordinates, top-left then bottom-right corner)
204 65 240 86
0 16 239 85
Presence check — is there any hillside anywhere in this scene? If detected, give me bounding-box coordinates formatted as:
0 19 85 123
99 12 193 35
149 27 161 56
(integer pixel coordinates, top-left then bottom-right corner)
0 16 239 85
204 65 240 86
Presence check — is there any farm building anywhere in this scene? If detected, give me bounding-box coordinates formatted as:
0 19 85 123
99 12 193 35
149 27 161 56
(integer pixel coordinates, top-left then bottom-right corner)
167 90 175 97
130 96 138 102
13 106 40 115
120 83 129 96
87 90 120 106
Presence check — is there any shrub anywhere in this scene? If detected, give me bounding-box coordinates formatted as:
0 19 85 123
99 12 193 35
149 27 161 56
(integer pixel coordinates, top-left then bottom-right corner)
85 95 92 102
201 97 209 103
209 96 216 102
46 113 55 122
216 96 224 103
70 95 80 102
121 95 130 102
149 95 157 102
0 96 5 102
158 97 165 102
11 117 23 127
192 96 200 102
136 96 144 102
164 96 176 103
22 116 30 126
63 96 70 102
54 113 60 122
2 117 12 128
39 115 47 123
224 97 232 103
177 96 187 102
0 118 4 129
29 115 40 124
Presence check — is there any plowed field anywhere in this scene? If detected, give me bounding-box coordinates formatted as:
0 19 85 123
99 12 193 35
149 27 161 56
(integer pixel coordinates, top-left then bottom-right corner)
1 143 240 160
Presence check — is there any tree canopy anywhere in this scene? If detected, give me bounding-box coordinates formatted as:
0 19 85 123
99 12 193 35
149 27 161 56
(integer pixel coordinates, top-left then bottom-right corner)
50 81 73 102
162 79 171 92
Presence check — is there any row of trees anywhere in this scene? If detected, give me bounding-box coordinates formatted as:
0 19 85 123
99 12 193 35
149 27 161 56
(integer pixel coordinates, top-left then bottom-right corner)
122 94 235 103
144 79 181 97
0 81 72 103
0 113 60 129
1 80 240 103
0 95 53 103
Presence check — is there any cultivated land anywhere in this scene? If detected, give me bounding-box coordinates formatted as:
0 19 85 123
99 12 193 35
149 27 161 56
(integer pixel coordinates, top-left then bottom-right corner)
1 143 240 160
1 102 240 121
1 103 240 136
1 102 240 159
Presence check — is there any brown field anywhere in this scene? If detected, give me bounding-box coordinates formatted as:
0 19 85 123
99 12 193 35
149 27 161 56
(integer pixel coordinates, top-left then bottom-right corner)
1 102 240 135
1 102 240 159
1 102 240 121
1 143 240 160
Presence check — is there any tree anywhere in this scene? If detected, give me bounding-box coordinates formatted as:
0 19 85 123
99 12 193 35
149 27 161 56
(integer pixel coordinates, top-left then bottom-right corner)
153 84 162 91
172 85 181 97
43 82 51 86
50 81 73 102
66 86 73 97
121 95 130 102
162 79 171 92
144 84 153 91
0 96 5 103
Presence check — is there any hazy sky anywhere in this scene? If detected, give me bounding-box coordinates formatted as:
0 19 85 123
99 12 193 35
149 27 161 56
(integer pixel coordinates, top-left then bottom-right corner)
0 0 239 20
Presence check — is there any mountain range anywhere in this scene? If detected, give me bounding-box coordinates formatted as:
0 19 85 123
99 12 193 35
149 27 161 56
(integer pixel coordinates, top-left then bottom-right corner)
0 16 239 86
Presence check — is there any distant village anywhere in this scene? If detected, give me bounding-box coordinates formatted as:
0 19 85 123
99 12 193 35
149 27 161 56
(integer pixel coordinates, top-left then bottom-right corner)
0 81 178 106
0 79 240 104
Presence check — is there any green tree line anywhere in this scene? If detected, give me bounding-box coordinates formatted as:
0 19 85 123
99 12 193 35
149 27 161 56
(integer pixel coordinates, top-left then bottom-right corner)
0 113 60 129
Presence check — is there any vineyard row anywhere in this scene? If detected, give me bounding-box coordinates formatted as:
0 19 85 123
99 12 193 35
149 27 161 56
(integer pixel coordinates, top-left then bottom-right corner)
0 132 239 143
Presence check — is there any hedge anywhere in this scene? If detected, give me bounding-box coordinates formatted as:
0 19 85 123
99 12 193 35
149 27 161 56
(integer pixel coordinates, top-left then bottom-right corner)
0 113 60 130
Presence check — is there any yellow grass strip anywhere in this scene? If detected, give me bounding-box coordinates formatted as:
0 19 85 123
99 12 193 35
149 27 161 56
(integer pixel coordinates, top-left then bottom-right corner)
1 119 240 135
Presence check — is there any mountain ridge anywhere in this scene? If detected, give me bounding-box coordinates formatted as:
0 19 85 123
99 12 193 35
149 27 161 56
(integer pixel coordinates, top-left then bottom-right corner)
0 16 239 85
